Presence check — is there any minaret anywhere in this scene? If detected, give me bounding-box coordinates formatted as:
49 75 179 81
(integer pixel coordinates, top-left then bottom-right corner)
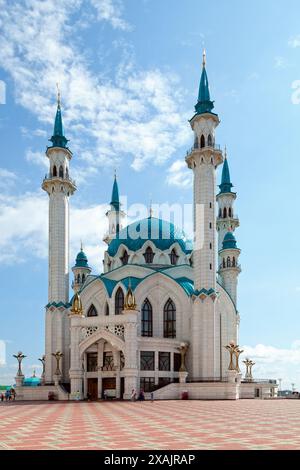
42 88 76 302
186 51 223 379
186 51 223 290
103 173 125 244
218 231 241 305
72 243 92 293
216 149 239 254
42 88 76 383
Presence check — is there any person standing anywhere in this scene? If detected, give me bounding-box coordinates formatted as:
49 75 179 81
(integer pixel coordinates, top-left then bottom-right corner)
131 389 136 401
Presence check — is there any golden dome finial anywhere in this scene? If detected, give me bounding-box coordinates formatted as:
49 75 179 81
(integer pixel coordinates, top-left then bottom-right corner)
124 279 137 311
70 292 83 315
56 82 61 108
202 49 206 68
149 198 153 218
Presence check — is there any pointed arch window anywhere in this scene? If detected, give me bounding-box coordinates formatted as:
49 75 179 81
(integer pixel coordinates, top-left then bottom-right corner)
223 208 227 218
53 165 57 177
141 299 153 337
143 246 154 264
87 304 98 317
115 287 124 315
223 258 226 268
169 248 179 266
105 302 109 316
207 134 212 147
120 250 129 265
200 134 205 148
228 207 232 218
82 273 85 283
163 299 176 338
65 167 69 179
59 165 64 178
227 256 231 268
232 257 236 267
194 135 199 149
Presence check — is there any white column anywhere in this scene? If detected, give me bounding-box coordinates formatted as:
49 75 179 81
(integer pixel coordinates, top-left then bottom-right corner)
193 162 216 290
69 319 83 399
123 310 138 399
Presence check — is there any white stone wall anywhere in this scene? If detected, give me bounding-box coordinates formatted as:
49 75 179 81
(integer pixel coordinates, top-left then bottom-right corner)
152 381 239 400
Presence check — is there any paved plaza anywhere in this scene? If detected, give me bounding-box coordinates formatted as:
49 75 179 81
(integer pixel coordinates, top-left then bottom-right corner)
0 399 299 450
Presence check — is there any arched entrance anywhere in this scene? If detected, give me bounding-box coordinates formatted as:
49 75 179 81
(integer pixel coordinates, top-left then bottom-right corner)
80 329 125 400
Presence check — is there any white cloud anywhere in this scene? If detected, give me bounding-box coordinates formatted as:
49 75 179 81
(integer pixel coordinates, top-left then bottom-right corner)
90 0 131 31
274 56 288 69
288 35 300 48
25 149 48 169
166 159 192 188
241 342 300 390
0 189 108 269
291 80 300 104
0 0 189 174
0 168 18 192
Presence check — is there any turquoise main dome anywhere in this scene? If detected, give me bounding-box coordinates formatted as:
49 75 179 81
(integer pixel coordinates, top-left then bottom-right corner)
108 217 192 257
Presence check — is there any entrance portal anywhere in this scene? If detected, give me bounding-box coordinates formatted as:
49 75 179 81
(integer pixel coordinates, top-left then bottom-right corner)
102 377 116 398
87 378 98 400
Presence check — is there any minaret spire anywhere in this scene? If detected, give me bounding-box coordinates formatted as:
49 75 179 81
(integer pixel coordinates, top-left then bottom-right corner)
195 49 215 115
50 85 68 149
104 173 125 247
110 172 120 211
219 149 233 194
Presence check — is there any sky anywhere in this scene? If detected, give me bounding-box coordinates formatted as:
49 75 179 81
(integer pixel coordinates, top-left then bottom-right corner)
1 0 300 390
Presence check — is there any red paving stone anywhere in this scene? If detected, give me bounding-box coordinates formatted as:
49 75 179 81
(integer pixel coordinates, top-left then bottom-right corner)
0 400 300 450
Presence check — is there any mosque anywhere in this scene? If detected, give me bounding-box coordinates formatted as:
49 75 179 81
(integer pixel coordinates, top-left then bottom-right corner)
15 53 277 400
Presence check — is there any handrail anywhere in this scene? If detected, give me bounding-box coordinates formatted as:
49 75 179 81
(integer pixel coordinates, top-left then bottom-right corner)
186 143 221 155
43 174 76 186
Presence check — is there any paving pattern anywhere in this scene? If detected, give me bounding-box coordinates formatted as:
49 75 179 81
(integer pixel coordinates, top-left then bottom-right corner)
0 399 299 450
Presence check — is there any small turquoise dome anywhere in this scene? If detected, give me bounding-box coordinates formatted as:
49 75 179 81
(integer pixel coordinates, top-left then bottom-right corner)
23 376 41 387
75 249 89 268
222 232 238 250
108 217 192 257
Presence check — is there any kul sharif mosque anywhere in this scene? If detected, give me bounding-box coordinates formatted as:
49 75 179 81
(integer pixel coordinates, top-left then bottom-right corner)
15 52 277 400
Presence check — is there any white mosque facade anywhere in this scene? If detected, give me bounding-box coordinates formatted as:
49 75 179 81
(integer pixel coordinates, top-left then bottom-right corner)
15 54 277 400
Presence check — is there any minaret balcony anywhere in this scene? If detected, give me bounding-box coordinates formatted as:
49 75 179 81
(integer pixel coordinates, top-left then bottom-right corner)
216 215 239 226
42 174 77 192
185 142 223 167
187 142 221 154
218 264 241 273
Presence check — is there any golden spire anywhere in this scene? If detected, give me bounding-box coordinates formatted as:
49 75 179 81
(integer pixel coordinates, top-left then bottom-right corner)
149 199 153 218
202 49 206 68
56 82 61 108
70 292 83 315
224 145 227 159
124 279 137 311
80 240 83 251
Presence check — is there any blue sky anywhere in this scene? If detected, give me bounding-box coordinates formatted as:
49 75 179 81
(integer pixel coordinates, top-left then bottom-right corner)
1 0 300 389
